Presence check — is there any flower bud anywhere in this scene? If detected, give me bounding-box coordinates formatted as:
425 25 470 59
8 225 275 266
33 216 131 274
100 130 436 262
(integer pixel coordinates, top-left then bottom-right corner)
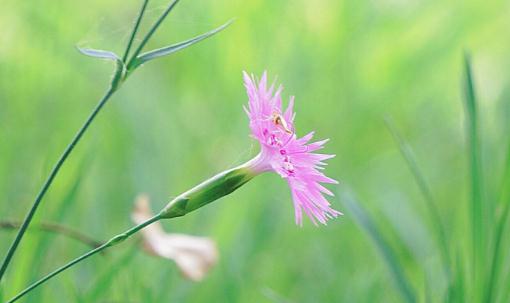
159 160 260 219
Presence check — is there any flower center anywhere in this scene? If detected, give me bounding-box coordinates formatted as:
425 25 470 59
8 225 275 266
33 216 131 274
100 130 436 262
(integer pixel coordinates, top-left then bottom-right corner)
267 134 282 146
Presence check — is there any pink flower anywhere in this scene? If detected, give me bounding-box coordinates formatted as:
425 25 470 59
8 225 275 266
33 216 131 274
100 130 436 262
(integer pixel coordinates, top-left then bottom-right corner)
243 71 342 226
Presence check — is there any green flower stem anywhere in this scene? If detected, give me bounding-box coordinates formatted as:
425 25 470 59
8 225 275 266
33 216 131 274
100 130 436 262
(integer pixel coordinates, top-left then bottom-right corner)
1 0 231 289
0 0 169 283
126 0 180 71
7 160 259 302
0 85 117 283
122 0 149 62
6 215 161 303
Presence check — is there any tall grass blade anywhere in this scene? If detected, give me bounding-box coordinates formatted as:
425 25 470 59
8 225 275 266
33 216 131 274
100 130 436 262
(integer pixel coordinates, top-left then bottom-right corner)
485 200 510 302
498 141 510 203
462 54 484 292
340 189 416 303
384 118 451 284
485 140 510 302
450 252 466 303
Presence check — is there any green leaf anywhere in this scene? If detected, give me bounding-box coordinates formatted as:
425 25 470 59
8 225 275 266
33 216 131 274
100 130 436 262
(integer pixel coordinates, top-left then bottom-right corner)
77 47 122 62
384 118 451 282
485 199 510 302
340 188 417 303
462 53 485 296
131 20 233 69
485 140 510 302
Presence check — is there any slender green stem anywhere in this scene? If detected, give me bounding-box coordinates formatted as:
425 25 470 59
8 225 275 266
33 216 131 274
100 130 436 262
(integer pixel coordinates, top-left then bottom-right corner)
0 85 116 283
7 156 258 301
0 0 157 282
6 215 161 303
122 0 150 62
127 0 180 69
0 220 103 250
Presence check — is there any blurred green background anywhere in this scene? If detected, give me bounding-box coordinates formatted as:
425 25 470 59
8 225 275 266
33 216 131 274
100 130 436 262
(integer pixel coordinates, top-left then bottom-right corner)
1 0 510 302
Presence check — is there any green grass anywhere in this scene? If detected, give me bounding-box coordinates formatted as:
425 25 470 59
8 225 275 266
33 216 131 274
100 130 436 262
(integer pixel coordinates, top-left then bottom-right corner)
341 56 510 302
462 55 485 300
1 0 510 302
341 189 416 303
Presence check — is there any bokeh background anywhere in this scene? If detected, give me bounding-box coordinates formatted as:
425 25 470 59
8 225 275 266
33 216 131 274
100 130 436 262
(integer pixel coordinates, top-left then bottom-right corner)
1 0 510 302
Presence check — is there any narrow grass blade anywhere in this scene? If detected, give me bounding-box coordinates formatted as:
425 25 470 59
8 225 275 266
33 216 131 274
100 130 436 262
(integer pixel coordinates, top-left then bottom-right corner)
462 53 484 289
499 141 510 202
132 20 233 69
485 199 510 302
450 252 466 303
485 140 510 302
384 118 451 280
502 270 510 303
340 189 416 303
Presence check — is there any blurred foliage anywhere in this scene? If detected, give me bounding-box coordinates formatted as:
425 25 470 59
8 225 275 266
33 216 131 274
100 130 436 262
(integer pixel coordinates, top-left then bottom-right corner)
1 0 510 302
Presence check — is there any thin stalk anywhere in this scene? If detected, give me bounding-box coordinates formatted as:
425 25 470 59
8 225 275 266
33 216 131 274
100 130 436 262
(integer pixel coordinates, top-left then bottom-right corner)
6 215 161 303
8 155 258 301
0 0 154 282
122 0 150 62
0 220 103 250
127 0 180 69
0 85 116 282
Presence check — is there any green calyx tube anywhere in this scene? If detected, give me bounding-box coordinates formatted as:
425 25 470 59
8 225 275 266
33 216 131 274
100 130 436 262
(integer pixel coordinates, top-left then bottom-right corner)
159 164 259 219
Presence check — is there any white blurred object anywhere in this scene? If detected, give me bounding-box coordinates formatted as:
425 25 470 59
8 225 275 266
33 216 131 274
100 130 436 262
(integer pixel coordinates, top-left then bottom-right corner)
132 194 219 281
